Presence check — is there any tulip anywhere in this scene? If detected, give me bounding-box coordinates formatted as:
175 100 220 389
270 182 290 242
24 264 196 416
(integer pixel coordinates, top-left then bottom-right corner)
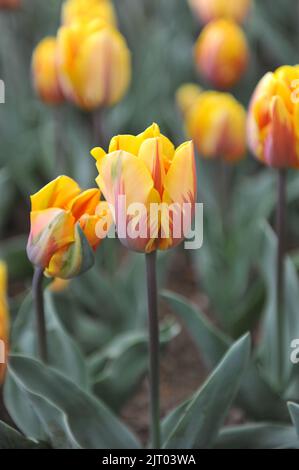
0 261 9 385
56 20 131 110
62 0 117 27
31 37 65 105
188 0 251 24
91 123 197 253
27 175 112 279
194 19 249 89
0 0 21 9
177 84 246 163
247 65 299 169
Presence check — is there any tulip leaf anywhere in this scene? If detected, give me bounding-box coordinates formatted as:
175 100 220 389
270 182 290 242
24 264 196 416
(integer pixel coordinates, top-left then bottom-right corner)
162 290 288 421
8 354 141 449
162 334 250 449
11 290 88 388
258 222 299 392
89 321 180 412
215 423 299 449
288 402 299 438
0 420 47 450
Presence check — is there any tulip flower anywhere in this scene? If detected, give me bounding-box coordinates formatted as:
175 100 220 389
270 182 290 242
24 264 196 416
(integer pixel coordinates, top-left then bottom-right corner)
92 123 197 448
56 20 131 110
188 0 251 24
0 0 21 8
194 19 249 89
27 175 111 280
31 37 65 105
62 0 117 27
248 65 299 387
176 84 246 163
0 261 9 385
91 123 197 253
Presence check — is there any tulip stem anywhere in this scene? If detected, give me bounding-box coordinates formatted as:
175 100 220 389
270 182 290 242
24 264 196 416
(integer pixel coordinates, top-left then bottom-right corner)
145 251 161 449
276 168 286 386
32 267 48 363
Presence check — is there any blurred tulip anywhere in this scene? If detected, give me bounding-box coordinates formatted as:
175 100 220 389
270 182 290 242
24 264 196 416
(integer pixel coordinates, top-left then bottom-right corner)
56 20 131 110
248 65 299 168
27 175 112 279
0 261 9 385
0 0 21 9
31 37 65 105
188 0 251 24
92 123 197 253
177 84 246 163
62 0 117 27
194 19 249 89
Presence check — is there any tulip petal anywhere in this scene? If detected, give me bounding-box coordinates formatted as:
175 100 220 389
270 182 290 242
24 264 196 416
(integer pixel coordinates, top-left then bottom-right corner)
109 135 140 156
91 147 106 163
138 137 166 196
79 201 113 249
31 175 81 211
69 188 101 220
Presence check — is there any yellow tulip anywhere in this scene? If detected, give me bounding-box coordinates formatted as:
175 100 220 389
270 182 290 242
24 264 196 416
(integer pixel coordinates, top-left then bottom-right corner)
27 175 112 279
62 0 117 27
194 19 249 89
248 65 299 168
189 0 251 24
31 37 65 105
56 20 131 110
91 123 197 253
177 84 246 163
0 261 9 385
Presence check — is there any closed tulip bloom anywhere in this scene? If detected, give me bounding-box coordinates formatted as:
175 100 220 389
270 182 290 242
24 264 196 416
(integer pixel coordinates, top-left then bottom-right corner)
32 37 65 105
91 123 197 253
189 0 251 24
177 84 246 162
0 0 21 8
27 176 112 279
248 65 299 168
62 0 117 27
0 261 9 385
194 19 249 89
56 20 131 110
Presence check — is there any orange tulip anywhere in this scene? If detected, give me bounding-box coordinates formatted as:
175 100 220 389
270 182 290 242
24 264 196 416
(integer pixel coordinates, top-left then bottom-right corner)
188 0 251 24
248 65 299 168
0 0 21 8
62 0 117 27
177 84 246 163
27 176 112 279
56 20 131 110
194 19 249 89
91 124 197 253
31 37 65 105
0 261 9 385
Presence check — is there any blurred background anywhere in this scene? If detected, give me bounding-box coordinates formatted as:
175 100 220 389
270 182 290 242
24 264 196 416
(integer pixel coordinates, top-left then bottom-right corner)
2 0 299 443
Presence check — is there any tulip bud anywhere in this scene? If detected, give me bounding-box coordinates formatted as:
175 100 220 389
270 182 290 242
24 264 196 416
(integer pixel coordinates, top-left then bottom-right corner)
31 37 65 105
194 19 249 89
62 0 117 27
56 20 131 110
0 0 21 9
0 261 9 385
177 84 246 163
27 176 112 279
248 65 299 168
92 123 197 253
188 0 251 24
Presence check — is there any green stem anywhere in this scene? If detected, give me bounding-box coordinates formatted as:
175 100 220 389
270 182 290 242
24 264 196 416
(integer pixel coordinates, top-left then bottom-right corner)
276 168 286 387
145 251 161 449
32 267 48 363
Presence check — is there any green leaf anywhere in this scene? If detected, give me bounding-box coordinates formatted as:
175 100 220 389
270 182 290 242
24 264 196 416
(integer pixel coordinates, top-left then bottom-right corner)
258 222 299 391
288 402 299 438
8 354 141 449
162 334 250 449
0 420 47 449
89 321 180 411
11 291 88 388
215 423 299 449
